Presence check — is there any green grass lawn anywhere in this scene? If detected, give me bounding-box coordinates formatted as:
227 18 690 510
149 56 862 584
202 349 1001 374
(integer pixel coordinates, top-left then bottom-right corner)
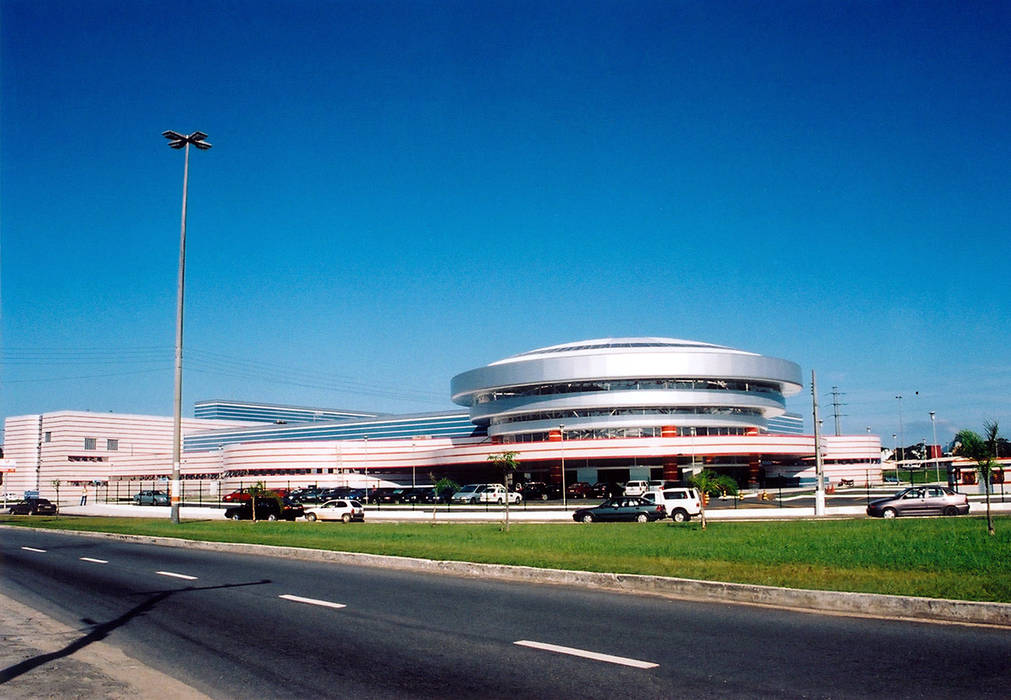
3 515 1009 602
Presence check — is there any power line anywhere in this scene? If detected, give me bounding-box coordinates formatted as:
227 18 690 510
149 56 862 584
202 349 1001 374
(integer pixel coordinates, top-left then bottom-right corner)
829 386 847 436
1 345 448 406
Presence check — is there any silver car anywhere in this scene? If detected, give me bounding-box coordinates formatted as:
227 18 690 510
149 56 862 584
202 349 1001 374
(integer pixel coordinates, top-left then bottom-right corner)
866 486 969 518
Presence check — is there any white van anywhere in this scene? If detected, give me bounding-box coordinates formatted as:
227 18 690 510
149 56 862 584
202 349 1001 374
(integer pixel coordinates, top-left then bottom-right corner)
641 487 702 522
623 480 651 496
624 479 673 497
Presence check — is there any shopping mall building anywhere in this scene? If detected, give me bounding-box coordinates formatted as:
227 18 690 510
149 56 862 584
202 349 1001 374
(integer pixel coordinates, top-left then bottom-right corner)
2 338 883 500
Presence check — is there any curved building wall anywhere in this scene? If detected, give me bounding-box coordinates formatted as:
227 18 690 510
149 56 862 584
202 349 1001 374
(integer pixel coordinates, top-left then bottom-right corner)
451 338 803 440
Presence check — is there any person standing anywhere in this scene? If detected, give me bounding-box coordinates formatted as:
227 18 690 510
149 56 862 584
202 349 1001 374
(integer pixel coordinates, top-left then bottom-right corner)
80 483 89 506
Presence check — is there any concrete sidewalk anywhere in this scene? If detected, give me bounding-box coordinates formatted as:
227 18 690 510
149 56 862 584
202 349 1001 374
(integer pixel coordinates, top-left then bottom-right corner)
0 593 208 699
47 499 1011 522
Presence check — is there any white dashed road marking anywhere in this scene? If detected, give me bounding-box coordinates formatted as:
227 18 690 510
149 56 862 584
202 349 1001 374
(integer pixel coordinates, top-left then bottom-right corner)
279 594 347 610
156 571 198 580
514 640 659 669
80 557 108 564
21 546 46 553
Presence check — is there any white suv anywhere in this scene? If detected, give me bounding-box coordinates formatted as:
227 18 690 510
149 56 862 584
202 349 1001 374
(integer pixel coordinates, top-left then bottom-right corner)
623 480 651 497
452 483 522 504
641 487 702 522
475 484 522 504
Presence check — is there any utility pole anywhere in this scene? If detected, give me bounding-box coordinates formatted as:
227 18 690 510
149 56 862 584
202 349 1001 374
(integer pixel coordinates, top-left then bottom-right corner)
829 386 847 436
811 371 825 516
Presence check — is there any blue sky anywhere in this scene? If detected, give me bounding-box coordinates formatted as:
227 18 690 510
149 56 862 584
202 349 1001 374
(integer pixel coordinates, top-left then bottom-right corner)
2 0 1008 447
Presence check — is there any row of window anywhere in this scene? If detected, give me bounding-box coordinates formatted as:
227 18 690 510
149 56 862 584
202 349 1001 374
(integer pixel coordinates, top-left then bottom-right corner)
475 378 781 404
501 426 754 442
42 432 119 451
82 437 118 451
490 406 763 426
222 467 348 477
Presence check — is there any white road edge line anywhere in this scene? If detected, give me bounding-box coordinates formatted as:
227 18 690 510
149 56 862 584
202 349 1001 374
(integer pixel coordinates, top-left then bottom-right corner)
21 546 46 553
279 594 347 610
514 640 659 669
80 557 108 564
156 570 198 580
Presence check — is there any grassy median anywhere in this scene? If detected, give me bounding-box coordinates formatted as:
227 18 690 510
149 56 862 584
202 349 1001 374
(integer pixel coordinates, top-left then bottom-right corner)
2 514 1009 602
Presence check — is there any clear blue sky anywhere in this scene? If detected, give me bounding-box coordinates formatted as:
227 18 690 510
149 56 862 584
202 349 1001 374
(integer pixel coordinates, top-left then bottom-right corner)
2 0 1008 447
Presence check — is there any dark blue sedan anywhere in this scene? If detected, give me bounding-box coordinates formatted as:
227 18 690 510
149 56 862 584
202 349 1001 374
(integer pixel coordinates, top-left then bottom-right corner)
573 497 665 523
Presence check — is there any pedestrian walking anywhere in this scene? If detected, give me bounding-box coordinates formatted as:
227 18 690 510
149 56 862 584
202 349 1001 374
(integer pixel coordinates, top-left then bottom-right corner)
80 483 89 506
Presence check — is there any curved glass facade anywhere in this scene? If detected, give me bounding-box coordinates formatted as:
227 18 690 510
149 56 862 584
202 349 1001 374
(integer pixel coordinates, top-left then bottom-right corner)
451 337 803 439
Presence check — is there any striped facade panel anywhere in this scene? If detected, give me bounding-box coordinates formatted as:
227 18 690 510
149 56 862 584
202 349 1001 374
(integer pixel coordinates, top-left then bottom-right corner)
2 412 247 501
184 412 482 452
193 400 380 424
767 413 804 434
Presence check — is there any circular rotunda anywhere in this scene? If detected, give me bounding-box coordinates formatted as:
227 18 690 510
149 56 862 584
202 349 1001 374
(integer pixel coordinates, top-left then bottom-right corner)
450 338 803 442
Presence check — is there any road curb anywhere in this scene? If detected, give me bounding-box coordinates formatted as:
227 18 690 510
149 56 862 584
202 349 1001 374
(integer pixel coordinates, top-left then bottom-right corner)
5 525 1010 627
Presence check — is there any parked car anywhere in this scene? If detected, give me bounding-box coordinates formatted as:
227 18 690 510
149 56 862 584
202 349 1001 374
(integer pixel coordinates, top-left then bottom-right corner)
133 490 169 506
517 481 561 501
591 481 619 498
8 498 58 515
450 484 482 503
391 488 429 504
224 497 304 521
867 486 969 519
572 497 665 523
228 487 290 503
293 488 328 504
397 487 432 503
368 487 399 504
346 488 368 502
474 484 522 504
420 486 455 504
622 480 651 497
303 499 365 523
641 487 702 522
566 482 594 499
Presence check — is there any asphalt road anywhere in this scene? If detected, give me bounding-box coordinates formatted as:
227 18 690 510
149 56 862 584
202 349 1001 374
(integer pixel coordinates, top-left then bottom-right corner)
2 529 1009 699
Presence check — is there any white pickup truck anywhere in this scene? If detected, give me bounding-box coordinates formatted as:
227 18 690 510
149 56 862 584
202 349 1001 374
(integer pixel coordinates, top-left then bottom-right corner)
641 487 702 522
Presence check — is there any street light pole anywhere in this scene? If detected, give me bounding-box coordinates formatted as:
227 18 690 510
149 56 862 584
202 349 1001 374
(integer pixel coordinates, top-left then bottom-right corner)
929 411 939 484
892 433 898 484
559 424 566 510
895 394 904 469
163 130 211 525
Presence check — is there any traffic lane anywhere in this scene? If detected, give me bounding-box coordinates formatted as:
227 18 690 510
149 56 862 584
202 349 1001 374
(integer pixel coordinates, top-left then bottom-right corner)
5 528 1011 699
2 532 671 698
4 530 1011 698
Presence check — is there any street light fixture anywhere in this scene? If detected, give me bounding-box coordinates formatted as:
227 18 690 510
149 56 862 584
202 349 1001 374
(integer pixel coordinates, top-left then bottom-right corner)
163 130 212 525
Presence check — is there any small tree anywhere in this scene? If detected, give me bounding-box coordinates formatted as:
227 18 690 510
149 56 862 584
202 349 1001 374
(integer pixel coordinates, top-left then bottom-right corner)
430 475 459 524
955 420 1000 536
488 451 520 531
51 480 61 508
689 470 739 531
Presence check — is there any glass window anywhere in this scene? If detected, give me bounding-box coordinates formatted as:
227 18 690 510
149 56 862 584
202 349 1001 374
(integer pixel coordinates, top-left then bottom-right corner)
44 431 52 442
107 439 119 451
84 437 96 450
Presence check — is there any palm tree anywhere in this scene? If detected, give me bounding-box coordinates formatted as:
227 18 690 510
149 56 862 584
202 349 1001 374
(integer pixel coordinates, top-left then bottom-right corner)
689 470 739 530
246 480 272 521
954 420 1000 536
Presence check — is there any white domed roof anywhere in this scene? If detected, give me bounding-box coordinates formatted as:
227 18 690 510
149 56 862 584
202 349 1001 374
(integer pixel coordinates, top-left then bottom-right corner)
493 337 749 366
